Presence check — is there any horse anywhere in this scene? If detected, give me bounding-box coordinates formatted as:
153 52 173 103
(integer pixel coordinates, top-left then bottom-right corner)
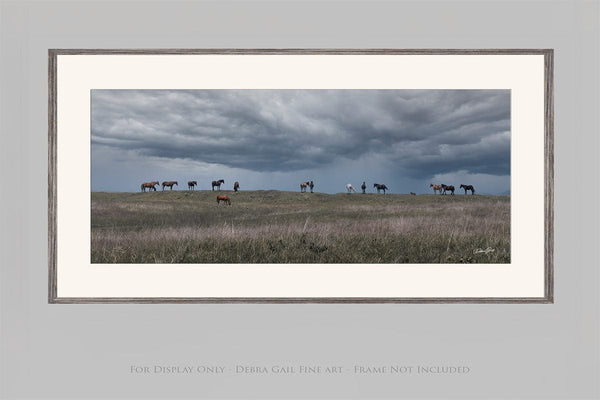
141 181 159 192
373 183 388 194
441 184 455 195
430 184 443 194
212 179 225 191
300 181 310 193
361 181 366 194
309 181 314 193
460 184 475 195
346 183 357 193
410 192 416 196
162 181 178 191
216 194 231 205
233 181 240 192
187 181 197 190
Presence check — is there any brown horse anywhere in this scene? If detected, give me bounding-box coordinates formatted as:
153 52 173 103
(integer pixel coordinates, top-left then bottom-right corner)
430 184 442 194
216 194 231 205
233 181 240 192
300 181 310 193
188 181 197 190
162 181 178 191
141 181 159 192
441 184 455 195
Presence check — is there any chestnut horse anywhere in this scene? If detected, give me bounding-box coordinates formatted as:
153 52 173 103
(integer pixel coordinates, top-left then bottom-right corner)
162 181 178 191
460 184 475 195
216 194 231 205
300 181 310 193
233 181 240 192
430 184 442 194
188 181 197 190
141 181 159 192
212 179 225 191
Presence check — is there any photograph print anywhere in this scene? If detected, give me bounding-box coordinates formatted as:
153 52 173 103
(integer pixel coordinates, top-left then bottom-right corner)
91 89 510 264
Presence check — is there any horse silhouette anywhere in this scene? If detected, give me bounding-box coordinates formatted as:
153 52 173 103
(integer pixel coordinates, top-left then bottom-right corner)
441 184 455 195
373 183 388 194
233 181 240 192
212 179 225 191
460 184 475 195
188 181 197 190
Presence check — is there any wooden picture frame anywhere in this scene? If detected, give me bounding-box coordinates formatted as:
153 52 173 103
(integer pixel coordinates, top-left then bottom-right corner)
48 49 553 303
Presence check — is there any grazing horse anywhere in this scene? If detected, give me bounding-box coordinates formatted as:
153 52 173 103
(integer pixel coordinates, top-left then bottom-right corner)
162 181 178 191
346 184 357 193
410 192 416 196
430 184 443 194
216 194 231 205
361 181 366 194
460 184 475 195
300 181 310 193
212 179 225 191
233 181 240 192
187 181 197 190
309 181 314 193
141 181 159 192
373 183 388 194
441 184 455 195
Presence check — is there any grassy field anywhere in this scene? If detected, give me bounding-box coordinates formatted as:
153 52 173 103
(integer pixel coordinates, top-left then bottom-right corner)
91 190 510 264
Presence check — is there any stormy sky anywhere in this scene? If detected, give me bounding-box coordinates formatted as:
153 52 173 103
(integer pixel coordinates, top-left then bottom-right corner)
91 89 510 194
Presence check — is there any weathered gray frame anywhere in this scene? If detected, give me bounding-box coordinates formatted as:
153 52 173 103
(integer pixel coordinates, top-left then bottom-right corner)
48 49 554 304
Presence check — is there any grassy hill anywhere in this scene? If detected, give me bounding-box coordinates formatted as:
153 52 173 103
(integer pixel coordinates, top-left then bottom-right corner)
91 190 510 263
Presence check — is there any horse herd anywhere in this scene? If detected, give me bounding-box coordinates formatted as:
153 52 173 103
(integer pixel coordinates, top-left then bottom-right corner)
139 179 476 206
140 179 239 192
430 183 476 195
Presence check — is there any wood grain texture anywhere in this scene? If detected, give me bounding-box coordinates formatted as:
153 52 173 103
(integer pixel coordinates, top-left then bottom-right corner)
47 49 554 304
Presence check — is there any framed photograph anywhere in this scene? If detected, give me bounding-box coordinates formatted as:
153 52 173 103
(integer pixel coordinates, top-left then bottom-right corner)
48 49 553 303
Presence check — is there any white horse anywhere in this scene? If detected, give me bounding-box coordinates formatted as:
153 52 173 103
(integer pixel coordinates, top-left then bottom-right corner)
346 183 356 193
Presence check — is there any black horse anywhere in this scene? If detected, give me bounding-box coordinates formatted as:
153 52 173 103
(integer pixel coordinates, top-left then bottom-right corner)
460 184 475 195
309 181 314 193
441 184 455 195
211 179 225 191
361 182 366 194
373 183 388 194
188 181 197 190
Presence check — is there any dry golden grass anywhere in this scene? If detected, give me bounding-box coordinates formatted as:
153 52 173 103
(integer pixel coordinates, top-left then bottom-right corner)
91 190 510 263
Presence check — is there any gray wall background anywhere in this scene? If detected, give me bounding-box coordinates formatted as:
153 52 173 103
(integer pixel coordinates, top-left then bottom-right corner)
1 1 598 399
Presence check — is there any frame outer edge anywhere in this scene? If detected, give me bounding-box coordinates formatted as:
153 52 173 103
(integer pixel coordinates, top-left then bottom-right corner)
48 49 555 304
48 50 58 303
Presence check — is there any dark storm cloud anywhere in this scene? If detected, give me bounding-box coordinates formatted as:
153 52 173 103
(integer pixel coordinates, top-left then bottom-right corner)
91 89 510 179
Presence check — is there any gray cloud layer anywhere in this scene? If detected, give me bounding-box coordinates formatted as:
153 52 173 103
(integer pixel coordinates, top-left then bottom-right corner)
92 89 510 193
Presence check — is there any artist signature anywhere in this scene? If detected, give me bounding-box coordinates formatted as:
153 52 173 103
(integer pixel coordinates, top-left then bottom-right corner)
473 247 495 255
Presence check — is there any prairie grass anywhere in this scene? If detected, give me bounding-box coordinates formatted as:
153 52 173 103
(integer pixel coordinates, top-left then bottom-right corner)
91 190 510 263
